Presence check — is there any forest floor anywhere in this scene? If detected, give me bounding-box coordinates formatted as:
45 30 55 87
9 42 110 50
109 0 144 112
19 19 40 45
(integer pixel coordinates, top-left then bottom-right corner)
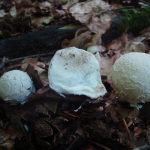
0 0 150 150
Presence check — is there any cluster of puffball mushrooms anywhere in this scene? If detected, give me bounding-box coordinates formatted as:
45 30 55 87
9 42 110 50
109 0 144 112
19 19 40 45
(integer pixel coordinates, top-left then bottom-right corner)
0 46 150 107
0 47 106 105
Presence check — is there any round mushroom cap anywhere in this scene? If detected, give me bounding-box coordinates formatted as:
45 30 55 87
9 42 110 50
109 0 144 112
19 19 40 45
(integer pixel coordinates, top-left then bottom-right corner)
48 47 106 99
0 70 35 105
108 52 150 104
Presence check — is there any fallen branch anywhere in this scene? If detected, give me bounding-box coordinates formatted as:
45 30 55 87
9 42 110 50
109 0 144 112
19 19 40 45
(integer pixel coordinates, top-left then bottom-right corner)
0 52 54 70
0 24 80 58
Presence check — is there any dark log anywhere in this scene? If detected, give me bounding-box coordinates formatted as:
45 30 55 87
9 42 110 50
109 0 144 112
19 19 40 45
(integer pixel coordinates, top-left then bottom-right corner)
0 24 80 58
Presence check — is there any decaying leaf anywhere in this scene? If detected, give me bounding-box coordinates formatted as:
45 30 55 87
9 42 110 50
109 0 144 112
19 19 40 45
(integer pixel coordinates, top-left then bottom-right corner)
68 0 110 24
32 16 53 28
41 99 59 113
36 137 51 149
118 131 147 148
65 0 116 33
44 116 67 134
25 58 45 75
33 119 53 138
25 58 49 86
62 0 79 10
107 27 129 51
26 65 43 87
0 140 15 150
0 125 23 150
100 50 121 77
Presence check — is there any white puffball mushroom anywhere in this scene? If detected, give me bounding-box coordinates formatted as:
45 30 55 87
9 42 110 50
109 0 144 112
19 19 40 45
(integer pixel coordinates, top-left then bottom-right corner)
0 70 35 105
48 47 106 99
107 52 150 105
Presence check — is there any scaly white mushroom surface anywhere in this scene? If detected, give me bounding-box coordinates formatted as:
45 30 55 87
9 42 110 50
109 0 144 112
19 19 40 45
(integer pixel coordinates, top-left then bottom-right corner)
108 52 150 105
0 70 35 105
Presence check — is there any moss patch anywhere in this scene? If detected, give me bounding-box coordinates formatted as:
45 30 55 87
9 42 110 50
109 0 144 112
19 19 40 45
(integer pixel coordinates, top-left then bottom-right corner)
111 7 150 35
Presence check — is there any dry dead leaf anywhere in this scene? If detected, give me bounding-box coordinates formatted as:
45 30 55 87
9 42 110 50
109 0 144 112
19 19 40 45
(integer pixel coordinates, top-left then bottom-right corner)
75 126 85 136
118 131 147 148
106 104 119 121
41 99 59 113
121 35 150 54
21 100 50 121
35 102 49 116
85 10 116 34
7 125 23 139
25 58 46 75
100 50 121 77
44 116 67 135
108 27 150 55
85 120 113 139
21 62 28 71
32 16 53 28
26 65 43 87
36 137 51 149
68 0 110 24
0 130 11 142
107 28 129 50
39 71 49 86
0 125 23 150
121 41 147 54
134 127 142 137
116 105 139 119
62 0 79 10
33 119 53 138
27 84 86 104
0 140 15 150
25 58 48 86
63 0 116 33
37 85 50 94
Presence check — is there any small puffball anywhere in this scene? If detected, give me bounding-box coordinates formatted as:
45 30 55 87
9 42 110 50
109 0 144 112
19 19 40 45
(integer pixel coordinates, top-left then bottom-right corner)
108 52 150 105
48 47 106 99
0 70 35 105
87 46 101 63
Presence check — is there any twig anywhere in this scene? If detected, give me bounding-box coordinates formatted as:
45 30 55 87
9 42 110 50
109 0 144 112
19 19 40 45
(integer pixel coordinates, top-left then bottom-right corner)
0 52 54 70
89 140 112 150
122 117 131 140
5 52 54 64
67 135 83 150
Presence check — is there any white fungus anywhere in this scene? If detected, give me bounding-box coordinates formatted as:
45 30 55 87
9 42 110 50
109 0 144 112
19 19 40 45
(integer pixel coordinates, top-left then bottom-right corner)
0 70 35 105
107 52 150 105
48 47 106 99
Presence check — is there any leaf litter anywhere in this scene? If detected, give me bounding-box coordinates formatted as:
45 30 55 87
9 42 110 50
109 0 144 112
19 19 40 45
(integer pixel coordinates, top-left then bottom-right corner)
0 0 150 150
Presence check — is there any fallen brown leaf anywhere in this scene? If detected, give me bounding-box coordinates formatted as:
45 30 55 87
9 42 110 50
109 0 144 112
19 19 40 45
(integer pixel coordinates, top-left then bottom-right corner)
33 119 53 138
100 50 121 77
25 58 46 75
